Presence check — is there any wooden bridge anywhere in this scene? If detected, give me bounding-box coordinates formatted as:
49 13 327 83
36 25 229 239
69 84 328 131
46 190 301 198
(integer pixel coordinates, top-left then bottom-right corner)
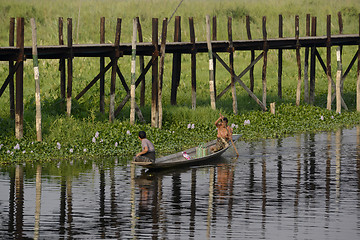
1 13 360 139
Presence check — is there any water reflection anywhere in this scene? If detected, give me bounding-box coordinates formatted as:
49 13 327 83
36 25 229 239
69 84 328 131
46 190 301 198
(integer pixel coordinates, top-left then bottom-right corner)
1 127 360 239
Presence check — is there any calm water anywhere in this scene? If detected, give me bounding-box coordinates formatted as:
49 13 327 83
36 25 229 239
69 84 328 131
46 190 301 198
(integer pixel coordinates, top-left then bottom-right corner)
1 127 360 239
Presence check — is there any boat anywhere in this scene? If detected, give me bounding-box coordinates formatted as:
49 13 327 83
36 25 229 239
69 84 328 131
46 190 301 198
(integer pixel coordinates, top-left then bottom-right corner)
132 134 241 169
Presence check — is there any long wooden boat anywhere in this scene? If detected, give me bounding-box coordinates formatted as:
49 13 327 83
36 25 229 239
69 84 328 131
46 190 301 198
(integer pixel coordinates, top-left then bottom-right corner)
132 134 241 169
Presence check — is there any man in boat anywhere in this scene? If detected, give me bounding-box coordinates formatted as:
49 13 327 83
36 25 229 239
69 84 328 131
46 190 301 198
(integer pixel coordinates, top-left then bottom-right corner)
133 131 156 163
210 113 233 153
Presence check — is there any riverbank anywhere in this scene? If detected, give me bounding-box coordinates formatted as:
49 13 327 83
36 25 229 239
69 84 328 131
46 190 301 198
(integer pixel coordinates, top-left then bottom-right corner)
1 103 359 165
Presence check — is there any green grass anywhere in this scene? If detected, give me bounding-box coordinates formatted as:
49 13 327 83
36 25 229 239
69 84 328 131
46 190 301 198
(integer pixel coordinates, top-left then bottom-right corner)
0 0 360 164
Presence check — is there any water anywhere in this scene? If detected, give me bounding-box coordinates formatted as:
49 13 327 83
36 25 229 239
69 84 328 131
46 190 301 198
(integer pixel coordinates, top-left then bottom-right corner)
1 127 360 239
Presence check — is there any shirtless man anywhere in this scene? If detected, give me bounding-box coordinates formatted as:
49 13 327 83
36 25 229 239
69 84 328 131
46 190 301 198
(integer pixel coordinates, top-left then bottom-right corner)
210 113 233 152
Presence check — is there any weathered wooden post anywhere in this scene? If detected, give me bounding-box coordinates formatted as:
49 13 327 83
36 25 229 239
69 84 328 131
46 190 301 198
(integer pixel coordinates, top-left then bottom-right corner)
212 16 217 97
136 17 145 107
158 18 168 129
326 15 332 110
278 15 283 99
309 16 317 105
109 18 121 123
357 14 360 112
59 18 66 100
336 47 342 113
228 17 238 114
295 15 302 106
304 14 310 103
66 18 73 117
15 17 24 139
130 18 137 125
171 16 181 106
151 18 159 128
206 15 216 110
31 18 42 142
262 16 268 109
100 17 105 113
246 15 255 93
9 18 15 119
189 17 197 110
270 102 276 115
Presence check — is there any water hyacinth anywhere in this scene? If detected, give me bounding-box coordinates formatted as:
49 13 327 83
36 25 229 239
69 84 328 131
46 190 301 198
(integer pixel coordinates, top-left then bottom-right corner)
95 131 99 138
83 148 87 152
320 116 324 120
115 142 118 147
14 144 20 150
92 137 96 143
57 142 61 150
126 130 131 135
187 123 191 129
231 123 239 129
0 144 3 149
191 124 195 129
69 148 73 153
244 120 250 126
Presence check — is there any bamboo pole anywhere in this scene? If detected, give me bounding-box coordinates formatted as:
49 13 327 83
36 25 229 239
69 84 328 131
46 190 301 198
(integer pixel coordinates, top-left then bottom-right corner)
336 47 342 113
326 15 332 110
278 15 283 99
206 15 216 110
31 18 42 142
295 15 302 106
9 18 15 119
100 17 105 113
189 17 197 110
158 18 168 129
151 18 159 128
66 18 73 117
15 17 24 139
130 18 137 125
228 17 238 114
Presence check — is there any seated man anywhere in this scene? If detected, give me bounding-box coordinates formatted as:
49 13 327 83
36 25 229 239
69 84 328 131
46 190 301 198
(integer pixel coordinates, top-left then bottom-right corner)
133 131 156 163
210 114 233 153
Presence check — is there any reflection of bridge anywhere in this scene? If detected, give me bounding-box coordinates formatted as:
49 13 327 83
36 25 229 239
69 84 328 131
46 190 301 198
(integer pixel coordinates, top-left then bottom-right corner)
1 14 360 138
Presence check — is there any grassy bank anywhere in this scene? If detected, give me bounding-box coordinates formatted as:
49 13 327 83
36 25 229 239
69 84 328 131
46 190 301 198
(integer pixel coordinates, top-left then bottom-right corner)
1 0 360 164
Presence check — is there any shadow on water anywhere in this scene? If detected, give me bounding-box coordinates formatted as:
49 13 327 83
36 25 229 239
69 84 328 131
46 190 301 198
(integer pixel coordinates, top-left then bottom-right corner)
1 126 360 239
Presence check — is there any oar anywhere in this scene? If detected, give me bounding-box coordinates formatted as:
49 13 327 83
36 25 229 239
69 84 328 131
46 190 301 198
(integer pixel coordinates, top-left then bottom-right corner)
229 134 239 157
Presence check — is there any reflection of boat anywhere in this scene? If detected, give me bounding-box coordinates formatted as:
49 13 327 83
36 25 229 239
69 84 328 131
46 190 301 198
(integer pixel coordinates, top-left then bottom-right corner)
132 134 241 169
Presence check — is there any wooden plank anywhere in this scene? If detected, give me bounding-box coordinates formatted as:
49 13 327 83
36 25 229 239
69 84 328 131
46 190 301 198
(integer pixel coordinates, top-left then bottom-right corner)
326 15 332 110
31 18 42 141
262 16 268 108
66 18 73 117
15 17 24 139
278 14 283 99
59 17 66 100
109 18 121 123
246 15 255 92
228 17 238 114
295 15 302 106
100 17 105 113
304 14 310 103
151 18 159 128
206 15 216 110
9 17 15 119
189 17 197 110
158 18 168 129
136 17 146 107
130 18 137 125
171 16 181 105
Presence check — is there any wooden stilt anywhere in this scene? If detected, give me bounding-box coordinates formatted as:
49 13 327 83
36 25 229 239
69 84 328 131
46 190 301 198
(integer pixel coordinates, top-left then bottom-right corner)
189 17 197 110
130 18 137 125
66 18 73 117
171 16 181 106
326 15 332 110
309 17 317 105
206 15 216 110
158 18 168 129
295 15 302 106
278 15 283 99
336 47 342 113
100 17 105 113
15 17 24 139
9 18 15 119
31 18 42 142
262 16 268 109
246 15 255 93
136 17 145 107
304 14 310 103
228 17 238 114
109 18 121 123
357 14 360 112
59 18 66 100
212 16 217 98
151 18 159 128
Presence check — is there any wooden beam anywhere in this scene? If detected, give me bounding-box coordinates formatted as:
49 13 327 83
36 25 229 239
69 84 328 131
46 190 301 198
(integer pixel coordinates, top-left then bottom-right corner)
262 16 268 109
171 16 181 106
326 15 332 110
151 18 159 128
158 18 168 129
66 18 73 117
9 17 15 119
15 17 24 139
189 17 197 110
304 14 310 103
136 17 146 107
246 15 255 93
100 17 105 113
278 14 283 99
130 18 137 125
206 15 216 110
228 17 238 114
295 15 302 106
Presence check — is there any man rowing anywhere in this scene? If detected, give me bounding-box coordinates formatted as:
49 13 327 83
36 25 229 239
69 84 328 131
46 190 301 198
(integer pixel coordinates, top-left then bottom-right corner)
210 113 233 153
